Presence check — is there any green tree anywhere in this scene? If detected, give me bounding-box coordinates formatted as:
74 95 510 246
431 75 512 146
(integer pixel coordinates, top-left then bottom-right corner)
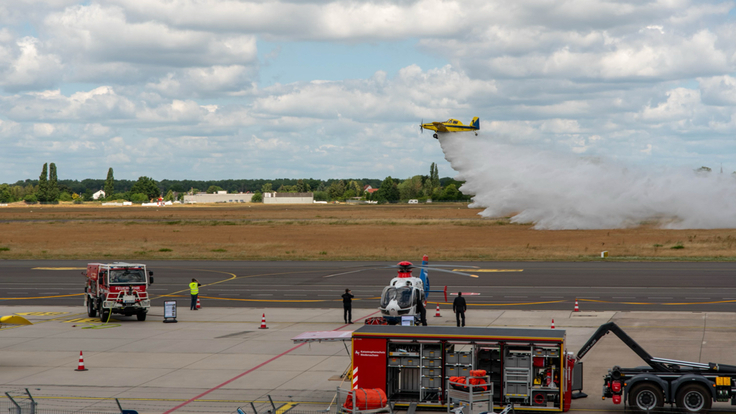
163 189 175 201
48 163 59 202
378 176 400 202
59 192 73 202
261 183 273 193
24 194 38 204
206 185 224 194
130 176 160 200
327 180 346 200
82 189 93 201
0 184 13 203
430 162 440 190
104 168 115 199
398 175 423 200
130 193 148 203
442 184 460 200
37 163 49 202
251 192 263 203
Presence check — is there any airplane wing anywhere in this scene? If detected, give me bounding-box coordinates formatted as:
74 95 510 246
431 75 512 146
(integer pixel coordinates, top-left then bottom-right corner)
432 122 449 133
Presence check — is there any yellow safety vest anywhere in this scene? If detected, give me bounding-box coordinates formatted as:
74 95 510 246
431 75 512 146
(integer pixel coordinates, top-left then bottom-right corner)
189 282 199 295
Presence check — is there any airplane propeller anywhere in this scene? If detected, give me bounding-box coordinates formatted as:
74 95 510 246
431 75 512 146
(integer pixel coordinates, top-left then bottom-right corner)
419 119 424 134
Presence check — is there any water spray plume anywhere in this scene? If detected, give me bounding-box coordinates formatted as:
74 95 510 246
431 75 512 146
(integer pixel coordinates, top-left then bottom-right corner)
439 135 736 230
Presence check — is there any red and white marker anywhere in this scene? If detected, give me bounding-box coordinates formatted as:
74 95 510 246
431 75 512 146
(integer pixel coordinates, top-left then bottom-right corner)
196 297 201 309
75 351 88 371
434 304 441 317
551 319 555 329
574 299 579 312
259 313 268 329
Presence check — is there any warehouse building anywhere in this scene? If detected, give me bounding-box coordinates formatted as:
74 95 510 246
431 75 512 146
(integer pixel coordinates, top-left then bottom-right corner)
183 191 254 204
263 192 314 204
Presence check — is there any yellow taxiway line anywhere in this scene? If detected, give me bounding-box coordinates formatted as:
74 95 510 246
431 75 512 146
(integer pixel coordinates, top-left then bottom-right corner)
453 269 524 272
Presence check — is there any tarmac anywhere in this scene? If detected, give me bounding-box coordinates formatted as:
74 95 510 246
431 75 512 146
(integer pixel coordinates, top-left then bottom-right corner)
0 305 735 414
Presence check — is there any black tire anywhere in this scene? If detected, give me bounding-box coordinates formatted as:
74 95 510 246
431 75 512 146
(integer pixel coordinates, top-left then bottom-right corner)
628 383 665 411
100 310 110 323
676 384 712 413
86 297 97 317
137 312 147 321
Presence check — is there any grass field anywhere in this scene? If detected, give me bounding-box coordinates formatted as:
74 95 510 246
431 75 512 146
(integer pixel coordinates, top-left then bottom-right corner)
0 202 735 261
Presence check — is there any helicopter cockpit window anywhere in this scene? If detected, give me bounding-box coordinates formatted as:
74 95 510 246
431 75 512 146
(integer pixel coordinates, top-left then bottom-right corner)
109 268 146 284
380 286 414 308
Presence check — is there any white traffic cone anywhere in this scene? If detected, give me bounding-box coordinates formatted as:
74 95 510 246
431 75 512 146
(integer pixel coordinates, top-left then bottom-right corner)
75 351 88 371
434 304 441 317
259 313 268 329
551 319 555 329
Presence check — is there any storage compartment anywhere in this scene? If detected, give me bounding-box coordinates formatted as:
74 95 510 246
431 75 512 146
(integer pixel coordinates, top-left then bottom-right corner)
458 352 471 365
388 357 401 366
402 357 419 367
506 383 529 396
424 358 441 368
421 377 440 388
424 367 440 376
423 347 441 358
446 352 458 364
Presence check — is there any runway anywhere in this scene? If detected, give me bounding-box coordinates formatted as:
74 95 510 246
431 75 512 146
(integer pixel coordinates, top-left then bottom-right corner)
0 260 735 312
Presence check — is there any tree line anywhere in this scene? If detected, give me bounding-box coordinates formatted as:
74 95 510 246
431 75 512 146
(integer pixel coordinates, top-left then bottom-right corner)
0 162 470 203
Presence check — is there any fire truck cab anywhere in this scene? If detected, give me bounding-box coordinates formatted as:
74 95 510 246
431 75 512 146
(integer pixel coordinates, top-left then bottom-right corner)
84 262 153 322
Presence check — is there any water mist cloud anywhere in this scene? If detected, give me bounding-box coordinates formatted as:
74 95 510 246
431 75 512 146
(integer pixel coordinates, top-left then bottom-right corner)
439 134 736 230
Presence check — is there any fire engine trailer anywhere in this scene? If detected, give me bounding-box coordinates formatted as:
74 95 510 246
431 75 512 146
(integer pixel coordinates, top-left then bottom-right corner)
345 325 578 412
84 262 154 322
577 322 736 413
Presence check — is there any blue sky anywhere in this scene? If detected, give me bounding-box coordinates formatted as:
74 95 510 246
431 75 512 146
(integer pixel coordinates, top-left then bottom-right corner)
0 0 735 183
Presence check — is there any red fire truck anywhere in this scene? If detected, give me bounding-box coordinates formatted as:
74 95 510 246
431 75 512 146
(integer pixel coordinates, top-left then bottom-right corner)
84 262 154 322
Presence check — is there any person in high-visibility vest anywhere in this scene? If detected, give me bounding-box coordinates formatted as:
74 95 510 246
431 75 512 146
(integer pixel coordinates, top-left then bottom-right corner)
189 278 201 310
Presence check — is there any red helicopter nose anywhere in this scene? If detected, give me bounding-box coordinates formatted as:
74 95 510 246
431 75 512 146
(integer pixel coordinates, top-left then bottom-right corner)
397 261 413 267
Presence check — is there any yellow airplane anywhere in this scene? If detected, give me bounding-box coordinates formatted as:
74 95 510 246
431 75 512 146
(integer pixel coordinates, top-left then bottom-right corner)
420 117 480 139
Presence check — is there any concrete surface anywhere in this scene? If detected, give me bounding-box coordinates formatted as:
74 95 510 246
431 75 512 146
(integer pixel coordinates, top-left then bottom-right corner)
0 305 734 414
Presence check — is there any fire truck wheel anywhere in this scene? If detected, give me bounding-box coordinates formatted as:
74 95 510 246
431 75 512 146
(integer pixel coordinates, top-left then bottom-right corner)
676 384 712 413
629 383 664 411
87 298 97 318
100 310 110 323
137 312 147 321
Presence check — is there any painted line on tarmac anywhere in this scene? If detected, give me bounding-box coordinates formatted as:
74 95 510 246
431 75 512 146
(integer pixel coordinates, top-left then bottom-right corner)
25 395 327 405
429 300 566 306
453 269 524 272
578 298 736 306
0 293 83 300
32 267 86 270
163 310 380 414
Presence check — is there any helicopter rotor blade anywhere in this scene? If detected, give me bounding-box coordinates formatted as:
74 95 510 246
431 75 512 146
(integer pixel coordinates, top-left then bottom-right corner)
425 268 479 278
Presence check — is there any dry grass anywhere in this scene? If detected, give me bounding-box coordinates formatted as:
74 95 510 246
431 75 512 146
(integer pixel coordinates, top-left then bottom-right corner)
0 202 734 261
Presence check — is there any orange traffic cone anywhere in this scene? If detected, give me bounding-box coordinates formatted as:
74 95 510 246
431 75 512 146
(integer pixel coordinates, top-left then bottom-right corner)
551 319 555 329
574 299 579 312
434 304 441 317
75 351 88 371
259 313 268 329
196 297 201 309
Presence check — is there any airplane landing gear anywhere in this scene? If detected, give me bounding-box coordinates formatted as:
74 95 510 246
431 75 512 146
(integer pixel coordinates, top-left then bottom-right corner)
433 133 438 139
475 132 478 136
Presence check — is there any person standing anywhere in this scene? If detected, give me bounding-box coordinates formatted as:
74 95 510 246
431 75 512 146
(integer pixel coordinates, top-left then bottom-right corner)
416 297 427 326
342 288 354 324
453 292 467 327
189 278 201 310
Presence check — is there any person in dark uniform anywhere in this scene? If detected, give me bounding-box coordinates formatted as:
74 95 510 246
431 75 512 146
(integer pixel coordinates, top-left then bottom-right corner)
453 292 467 327
415 296 427 326
342 288 354 324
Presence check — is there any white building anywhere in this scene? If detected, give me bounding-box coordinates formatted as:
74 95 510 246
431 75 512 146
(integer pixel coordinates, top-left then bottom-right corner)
263 192 314 204
183 192 254 204
92 190 106 200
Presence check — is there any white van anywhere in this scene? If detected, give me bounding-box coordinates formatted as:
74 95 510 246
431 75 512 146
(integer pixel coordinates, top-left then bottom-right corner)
408 199 419 204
